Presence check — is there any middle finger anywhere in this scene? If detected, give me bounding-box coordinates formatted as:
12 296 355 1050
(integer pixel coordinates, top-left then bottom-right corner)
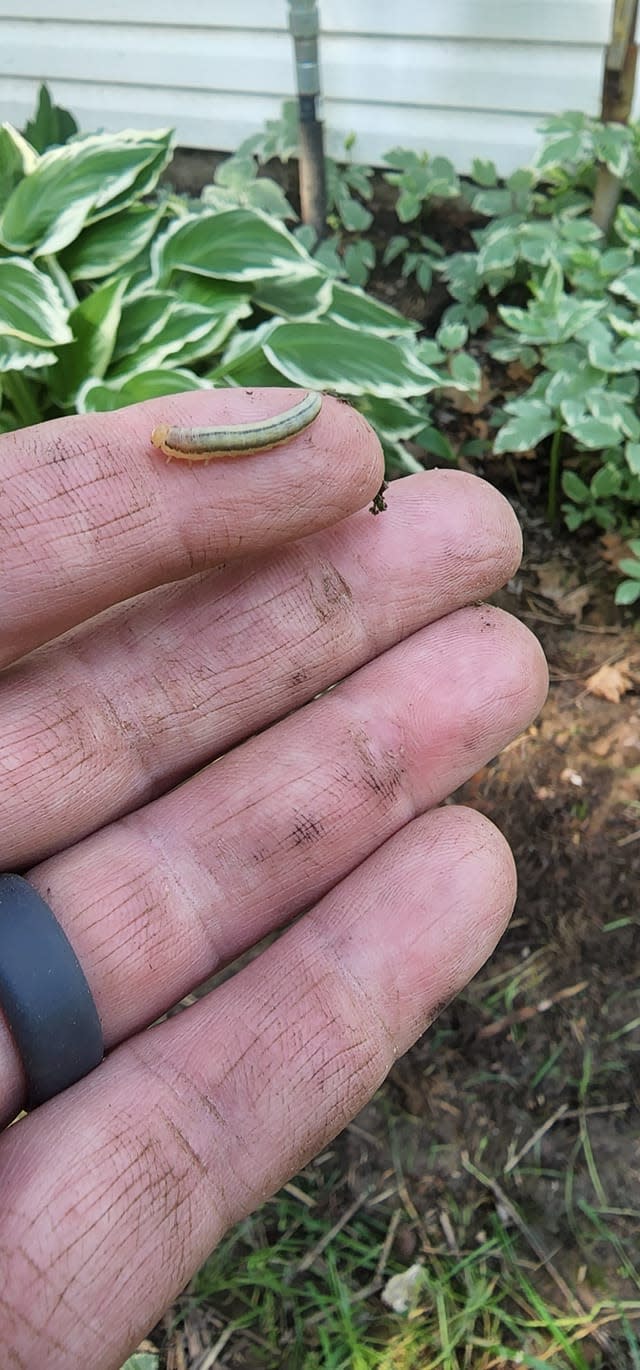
0 601 546 1120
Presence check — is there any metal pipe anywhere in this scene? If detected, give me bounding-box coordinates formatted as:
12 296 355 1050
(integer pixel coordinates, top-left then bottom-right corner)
287 0 327 239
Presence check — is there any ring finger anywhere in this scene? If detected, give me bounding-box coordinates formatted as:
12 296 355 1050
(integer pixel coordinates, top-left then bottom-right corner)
0 595 547 1121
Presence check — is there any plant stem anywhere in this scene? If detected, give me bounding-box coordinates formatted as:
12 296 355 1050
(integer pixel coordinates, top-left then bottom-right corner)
548 427 562 525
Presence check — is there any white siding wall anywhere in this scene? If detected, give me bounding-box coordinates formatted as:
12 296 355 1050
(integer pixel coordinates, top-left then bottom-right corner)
0 1 636 174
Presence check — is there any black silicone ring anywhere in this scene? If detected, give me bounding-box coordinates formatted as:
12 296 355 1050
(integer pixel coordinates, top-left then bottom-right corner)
0 874 104 1108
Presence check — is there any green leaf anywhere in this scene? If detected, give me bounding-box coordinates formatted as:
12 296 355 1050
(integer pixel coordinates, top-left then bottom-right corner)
382 147 425 173
1 129 173 255
154 210 317 285
570 415 623 449
615 579 640 606
414 425 455 460
477 228 519 275
334 185 373 232
545 366 601 407
471 158 498 187
535 122 589 170
359 394 428 440
77 367 211 413
262 319 443 397
471 188 513 217
48 276 129 405
416 260 433 291
448 352 481 390
382 235 410 266
211 318 286 387
610 268 640 304
618 558 640 580
593 123 630 178
254 271 331 320
436 321 468 351
488 338 538 367
60 204 165 280
560 398 586 429
0 256 72 348
118 1354 159 1370
587 390 639 438
558 217 602 244
590 463 621 498
562 470 590 503
416 339 445 365
396 190 422 222
343 239 375 287
111 294 238 373
614 203 640 246
328 282 417 336
22 82 78 153
494 403 556 453
245 177 297 220
564 505 586 530
629 538 640 556
0 336 57 371
342 163 374 199
0 122 38 203
586 327 640 373
625 442 640 475
519 222 555 265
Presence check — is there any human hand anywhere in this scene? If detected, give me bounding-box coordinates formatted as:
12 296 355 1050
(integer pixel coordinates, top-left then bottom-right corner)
0 390 547 1367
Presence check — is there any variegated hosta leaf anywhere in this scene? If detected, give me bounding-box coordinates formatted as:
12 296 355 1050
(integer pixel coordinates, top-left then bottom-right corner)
152 209 318 286
0 257 72 372
261 320 443 397
77 367 212 412
1 129 173 256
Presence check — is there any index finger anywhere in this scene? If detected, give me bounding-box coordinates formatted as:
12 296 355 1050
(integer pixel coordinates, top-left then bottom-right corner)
0 389 383 668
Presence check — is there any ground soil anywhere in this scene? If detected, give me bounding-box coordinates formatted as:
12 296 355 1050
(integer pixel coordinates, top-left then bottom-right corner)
149 155 640 1370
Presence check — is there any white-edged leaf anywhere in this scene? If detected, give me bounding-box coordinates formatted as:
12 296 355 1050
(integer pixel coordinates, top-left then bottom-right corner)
48 275 129 405
329 281 417 336
153 209 317 285
77 367 212 413
471 158 498 187
262 319 443 397
570 415 623 449
61 204 165 280
0 336 57 371
610 267 640 304
436 321 468 351
0 122 38 202
448 352 481 390
1 129 173 256
0 256 72 346
494 403 556 453
254 271 333 320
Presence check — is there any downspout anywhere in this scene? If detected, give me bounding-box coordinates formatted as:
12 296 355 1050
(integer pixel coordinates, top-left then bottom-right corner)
287 0 327 239
593 0 639 234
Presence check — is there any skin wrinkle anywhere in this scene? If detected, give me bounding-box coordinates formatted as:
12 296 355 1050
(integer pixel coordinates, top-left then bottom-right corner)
51 1139 178 1286
291 812 325 846
136 820 230 979
0 619 539 1112
0 618 533 1084
302 919 399 1065
0 1290 49 1366
127 1051 250 1222
0 484 523 865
